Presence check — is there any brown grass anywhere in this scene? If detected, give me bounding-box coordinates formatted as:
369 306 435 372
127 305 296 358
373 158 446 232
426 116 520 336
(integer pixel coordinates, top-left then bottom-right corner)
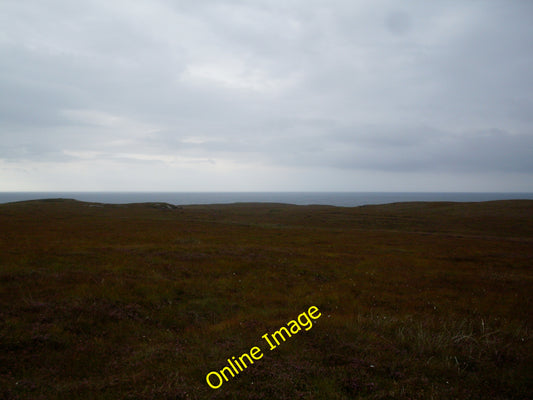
0 198 532 399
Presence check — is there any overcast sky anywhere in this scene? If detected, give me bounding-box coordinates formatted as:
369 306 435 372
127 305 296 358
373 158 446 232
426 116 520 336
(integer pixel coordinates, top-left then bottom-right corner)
1 0 532 191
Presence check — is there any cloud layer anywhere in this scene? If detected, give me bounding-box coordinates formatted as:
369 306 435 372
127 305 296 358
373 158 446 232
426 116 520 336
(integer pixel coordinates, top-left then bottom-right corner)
1 0 532 190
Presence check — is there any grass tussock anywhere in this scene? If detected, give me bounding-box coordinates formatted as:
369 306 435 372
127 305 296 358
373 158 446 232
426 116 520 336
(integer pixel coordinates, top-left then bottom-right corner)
0 198 532 399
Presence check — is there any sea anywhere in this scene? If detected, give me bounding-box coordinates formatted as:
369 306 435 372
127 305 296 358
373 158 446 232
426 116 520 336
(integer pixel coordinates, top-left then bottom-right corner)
0 192 532 207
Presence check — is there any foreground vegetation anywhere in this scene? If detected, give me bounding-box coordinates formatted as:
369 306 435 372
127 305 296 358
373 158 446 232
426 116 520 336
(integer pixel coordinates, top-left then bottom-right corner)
0 199 532 399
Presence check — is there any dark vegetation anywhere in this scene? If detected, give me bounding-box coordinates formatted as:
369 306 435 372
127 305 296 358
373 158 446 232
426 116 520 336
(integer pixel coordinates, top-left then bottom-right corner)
0 199 532 399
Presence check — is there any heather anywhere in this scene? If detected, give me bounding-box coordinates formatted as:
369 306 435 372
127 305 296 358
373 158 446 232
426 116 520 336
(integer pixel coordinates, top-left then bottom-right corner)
1 199 531 399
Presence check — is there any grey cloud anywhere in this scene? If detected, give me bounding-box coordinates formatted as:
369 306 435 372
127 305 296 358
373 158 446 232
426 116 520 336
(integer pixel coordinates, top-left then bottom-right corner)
385 10 411 36
0 0 532 190
224 125 533 173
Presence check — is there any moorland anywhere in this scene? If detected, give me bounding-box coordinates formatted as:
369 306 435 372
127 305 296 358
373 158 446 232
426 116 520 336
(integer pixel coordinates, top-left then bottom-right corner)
0 199 532 399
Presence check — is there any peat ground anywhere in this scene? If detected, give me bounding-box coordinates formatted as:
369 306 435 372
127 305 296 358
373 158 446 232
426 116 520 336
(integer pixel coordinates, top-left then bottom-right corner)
0 199 532 399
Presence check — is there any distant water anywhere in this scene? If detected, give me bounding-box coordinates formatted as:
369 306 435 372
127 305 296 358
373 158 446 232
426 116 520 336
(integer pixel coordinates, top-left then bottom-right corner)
1 192 532 207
